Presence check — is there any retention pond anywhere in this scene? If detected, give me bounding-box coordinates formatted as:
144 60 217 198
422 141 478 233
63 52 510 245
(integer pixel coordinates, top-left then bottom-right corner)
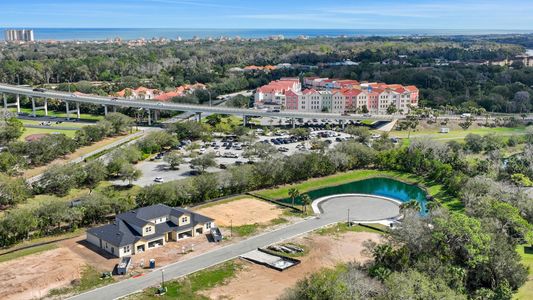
279 177 428 212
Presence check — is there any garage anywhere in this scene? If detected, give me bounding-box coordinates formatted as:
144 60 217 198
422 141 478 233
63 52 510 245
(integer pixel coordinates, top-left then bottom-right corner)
148 238 164 248
178 230 193 239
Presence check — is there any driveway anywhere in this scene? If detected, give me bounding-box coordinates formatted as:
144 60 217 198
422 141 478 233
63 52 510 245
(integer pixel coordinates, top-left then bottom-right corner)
69 195 398 300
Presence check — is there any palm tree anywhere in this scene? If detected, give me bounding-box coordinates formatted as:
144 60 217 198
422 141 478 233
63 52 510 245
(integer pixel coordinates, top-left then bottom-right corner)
300 194 311 213
288 188 300 207
399 200 421 212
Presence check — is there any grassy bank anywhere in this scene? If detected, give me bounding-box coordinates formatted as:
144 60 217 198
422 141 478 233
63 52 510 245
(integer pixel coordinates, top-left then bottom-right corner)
255 169 462 211
514 245 533 299
128 261 241 300
316 222 389 236
48 265 115 297
0 243 57 263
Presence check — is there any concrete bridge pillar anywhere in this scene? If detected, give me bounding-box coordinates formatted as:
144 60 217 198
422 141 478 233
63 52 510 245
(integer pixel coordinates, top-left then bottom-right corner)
113 106 117 113
103 105 108 116
243 115 248 127
340 119 345 130
147 109 151 126
4 93 22 114
195 112 202 123
15 94 20 113
292 117 296 129
65 101 80 120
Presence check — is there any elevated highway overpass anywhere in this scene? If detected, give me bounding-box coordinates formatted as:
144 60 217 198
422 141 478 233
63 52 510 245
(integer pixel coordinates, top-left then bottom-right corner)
0 83 398 126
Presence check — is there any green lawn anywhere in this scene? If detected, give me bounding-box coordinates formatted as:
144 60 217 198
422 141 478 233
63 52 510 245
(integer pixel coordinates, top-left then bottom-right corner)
0 243 57 263
394 126 528 141
19 126 78 139
128 261 241 300
48 265 115 297
20 119 89 128
11 107 104 121
254 169 463 212
514 245 533 299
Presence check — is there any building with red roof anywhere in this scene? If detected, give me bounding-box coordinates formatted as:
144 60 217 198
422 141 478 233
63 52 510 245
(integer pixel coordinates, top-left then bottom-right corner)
254 79 301 107
256 77 418 114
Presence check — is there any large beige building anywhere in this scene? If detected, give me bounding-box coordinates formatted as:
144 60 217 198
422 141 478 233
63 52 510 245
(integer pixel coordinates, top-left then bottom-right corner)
284 81 419 114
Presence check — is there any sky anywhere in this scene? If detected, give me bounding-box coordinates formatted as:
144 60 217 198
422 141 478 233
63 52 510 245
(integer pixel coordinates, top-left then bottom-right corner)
1 0 533 29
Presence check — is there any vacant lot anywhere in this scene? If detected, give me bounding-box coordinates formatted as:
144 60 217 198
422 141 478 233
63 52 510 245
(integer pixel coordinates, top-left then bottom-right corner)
194 198 285 227
0 246 87 300
201 230 382 300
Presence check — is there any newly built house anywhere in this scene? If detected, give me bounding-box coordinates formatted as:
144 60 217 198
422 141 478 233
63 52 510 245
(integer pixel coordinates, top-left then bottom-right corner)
86 204 214 257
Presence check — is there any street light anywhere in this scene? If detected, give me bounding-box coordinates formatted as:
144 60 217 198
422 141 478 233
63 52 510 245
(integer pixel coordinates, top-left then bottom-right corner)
161 269 165 289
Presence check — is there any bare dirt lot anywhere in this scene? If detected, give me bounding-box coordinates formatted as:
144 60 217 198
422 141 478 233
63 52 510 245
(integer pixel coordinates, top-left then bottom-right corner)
201 231 381 300
0 247 86 300
194 198 285 227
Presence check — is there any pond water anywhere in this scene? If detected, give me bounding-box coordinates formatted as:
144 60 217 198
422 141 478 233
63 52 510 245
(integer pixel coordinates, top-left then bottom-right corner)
280 177 428 212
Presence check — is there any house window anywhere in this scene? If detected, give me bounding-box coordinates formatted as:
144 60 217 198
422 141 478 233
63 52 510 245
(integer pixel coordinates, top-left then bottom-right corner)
123 245 130 253
206 222 212 229
145 226 152 233
181 217 188 223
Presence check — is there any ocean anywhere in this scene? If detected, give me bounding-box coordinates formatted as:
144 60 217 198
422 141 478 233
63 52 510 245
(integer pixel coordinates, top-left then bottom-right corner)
2 28 533 41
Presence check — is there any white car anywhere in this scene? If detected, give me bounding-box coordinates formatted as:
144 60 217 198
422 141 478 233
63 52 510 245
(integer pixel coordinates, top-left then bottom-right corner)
154 177 164 183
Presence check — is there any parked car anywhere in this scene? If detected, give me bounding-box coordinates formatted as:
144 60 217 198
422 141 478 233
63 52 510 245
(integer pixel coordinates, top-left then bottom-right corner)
32 88 46 92
154 177 164 183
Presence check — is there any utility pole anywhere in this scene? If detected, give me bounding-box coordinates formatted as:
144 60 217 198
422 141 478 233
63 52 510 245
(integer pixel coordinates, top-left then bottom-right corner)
347 209 350 227
230 219 233 237
161 269 165 289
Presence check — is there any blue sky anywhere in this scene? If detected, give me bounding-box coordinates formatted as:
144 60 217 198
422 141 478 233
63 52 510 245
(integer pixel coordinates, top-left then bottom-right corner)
1 0 532 29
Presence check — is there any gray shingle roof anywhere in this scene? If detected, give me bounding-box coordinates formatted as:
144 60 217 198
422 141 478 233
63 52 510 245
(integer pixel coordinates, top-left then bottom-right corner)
87 204 214 247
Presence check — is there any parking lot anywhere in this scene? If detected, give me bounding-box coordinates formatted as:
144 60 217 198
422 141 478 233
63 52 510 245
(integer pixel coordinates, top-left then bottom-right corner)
257 117 371 128
112 129 353 187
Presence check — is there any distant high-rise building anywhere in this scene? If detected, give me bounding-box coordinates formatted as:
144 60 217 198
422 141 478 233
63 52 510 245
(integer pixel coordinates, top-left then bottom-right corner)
4 29 35 42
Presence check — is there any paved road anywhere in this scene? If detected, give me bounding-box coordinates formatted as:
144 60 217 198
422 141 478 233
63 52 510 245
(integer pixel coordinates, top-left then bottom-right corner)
26 129 151 183
69 195 399 300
